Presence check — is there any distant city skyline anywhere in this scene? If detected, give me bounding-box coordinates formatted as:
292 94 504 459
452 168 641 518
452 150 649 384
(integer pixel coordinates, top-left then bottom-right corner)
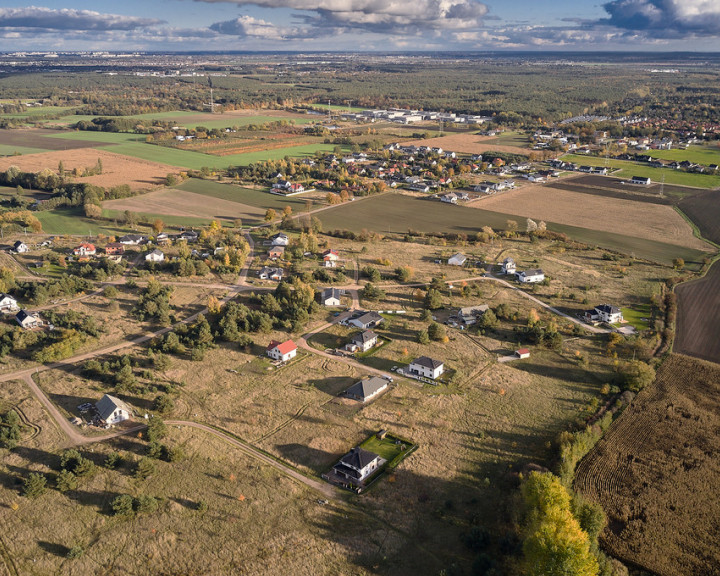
1 1 719 52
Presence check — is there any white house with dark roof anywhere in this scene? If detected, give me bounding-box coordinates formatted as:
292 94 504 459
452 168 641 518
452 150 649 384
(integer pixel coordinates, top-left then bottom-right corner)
15 309 43 330
0 293 19 313
346 330 378 353
347 311 383 330
13 241 29 253
320 287 342 306
517 269 545 283
501 257 516 275
409 356 445 379
345 376 388 402
584 304 623 324
331 447 384 485
630 176 651 185
458 305 489 326
95 394 133 427
145 249 165 263
270 233 289 246
258 266 284 281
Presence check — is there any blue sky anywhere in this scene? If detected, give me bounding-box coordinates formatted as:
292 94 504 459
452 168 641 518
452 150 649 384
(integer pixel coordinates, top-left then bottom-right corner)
1 1 719 51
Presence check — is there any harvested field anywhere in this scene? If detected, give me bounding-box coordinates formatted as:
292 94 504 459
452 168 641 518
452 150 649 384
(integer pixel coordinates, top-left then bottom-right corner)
0 128 112 151
103 188 261 222
471 185 712 251
575 354 720 576
678 188 720 245
0 148 181 191
675 261 720 363
554 174 702 203
400 132 532 156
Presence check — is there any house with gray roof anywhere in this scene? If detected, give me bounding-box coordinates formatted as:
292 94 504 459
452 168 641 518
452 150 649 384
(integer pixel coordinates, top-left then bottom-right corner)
345 376 388 402
409 356 445 379
331 447 384 485
346 311 383 330
346 330 378 353
320 287 343 306
95 394 133 427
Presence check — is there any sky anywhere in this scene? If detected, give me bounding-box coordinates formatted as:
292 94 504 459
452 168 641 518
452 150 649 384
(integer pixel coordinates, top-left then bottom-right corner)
1 0 720 52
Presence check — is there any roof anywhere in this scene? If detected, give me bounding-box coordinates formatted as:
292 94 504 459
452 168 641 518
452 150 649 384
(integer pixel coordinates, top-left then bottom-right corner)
269 245 285 252
516 348 530 355
353 311 383 325
346 377 388 401
13 240 26 248
0 293 16 302
323 249 339 257
77 242 95 250
411 356 444 370
503 257 515 265
448 253 467 263
16 309 39 323
267 339 297 355
146 249 164 258
321 287 342 301
339 447 381 471
596 304 621 314
521 268 544 276
95 394 133 421
352 330 378 344
105 242 124 249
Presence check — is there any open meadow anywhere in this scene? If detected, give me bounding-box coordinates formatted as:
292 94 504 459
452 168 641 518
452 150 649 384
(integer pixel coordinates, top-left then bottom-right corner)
574 354 720 576
400 132 532 156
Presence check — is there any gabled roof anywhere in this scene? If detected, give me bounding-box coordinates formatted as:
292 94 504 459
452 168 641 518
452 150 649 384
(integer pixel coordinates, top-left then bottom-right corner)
339 447 381 471
352 330 378 344
16 309 39 324
596 304 621 314
95 394 133 421
322 249 339 257
321 287 342 300
346 376 387 401
411 356 444 370
267 339 297 355
0 292 17 302
353 311 383 325
520 268 544 276
449 252 466 263
13 240 27 248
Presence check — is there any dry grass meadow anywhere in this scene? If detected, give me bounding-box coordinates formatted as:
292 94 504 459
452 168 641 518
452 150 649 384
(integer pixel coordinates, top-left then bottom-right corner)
471 185 713 251
0 149 181 191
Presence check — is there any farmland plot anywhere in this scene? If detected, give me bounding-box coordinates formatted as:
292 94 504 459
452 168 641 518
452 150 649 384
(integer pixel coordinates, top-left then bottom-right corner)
675 261 720 363
574 354 720 576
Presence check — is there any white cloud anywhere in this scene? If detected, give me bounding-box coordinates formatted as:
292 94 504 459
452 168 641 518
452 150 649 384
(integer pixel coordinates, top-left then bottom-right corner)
602 0 720 36
0 6 161 31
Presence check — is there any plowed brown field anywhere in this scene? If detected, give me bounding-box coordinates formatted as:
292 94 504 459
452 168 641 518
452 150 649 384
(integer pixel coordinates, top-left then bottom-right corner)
0 148 181 190
575 354 720 576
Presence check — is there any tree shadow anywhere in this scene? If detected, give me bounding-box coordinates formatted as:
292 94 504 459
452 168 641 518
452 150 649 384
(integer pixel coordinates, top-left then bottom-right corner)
37 541 70 557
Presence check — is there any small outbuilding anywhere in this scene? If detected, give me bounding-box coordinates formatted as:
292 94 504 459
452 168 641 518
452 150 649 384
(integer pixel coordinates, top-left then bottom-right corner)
516 348 531 359
448 253 467 266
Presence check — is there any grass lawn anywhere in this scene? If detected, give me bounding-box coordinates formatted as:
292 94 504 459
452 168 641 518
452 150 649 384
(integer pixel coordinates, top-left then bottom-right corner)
101 209 219 230
483 130 531 147
36 206 125 235
360 433 416 464
619 304 653 331
562 153 720 188
0 144 49 156
638 145 720 165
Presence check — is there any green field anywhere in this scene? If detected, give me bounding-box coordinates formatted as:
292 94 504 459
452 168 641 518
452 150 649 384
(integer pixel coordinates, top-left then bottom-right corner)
483 130 531 147
0 105 77 119
0 144 47 156
44 131 339 169
174 179 314 211
619 305 652 331
36 207 125 235
563 154 720 188
101 209 218 230
637 145 720 165
318 193 709 267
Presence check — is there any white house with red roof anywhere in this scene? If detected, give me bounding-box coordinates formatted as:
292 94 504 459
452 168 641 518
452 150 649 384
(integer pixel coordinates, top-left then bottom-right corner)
322 249 340 268
266 339 298 362
73 243 96 257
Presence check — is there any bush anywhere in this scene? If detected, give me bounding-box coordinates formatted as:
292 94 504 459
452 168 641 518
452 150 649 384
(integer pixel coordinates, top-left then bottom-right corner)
618 360 656 392
135 495 159 514
416 329 430 344
22 472 47 498
111 494 134 516
153 394 174 414
104 452 122 469
135 457 155 480
56 469 78 493
428 322 447 341
66 545 84 559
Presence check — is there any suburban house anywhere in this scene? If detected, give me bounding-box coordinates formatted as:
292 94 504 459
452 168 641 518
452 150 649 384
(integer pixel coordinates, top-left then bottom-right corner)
346 311 384 330
268 246 285 260
266 339 298 362
458 305 490 326
448 253 467 266
409 356 445 379
73 243 96 257
270 233 289 246
630 176 652 185
258 267 284 281
440 192 458 204
345 376 389 402
517 269 545 283
501 257 516 275
0 293 19 312
13 241 29 253
516 348 531 359
118 234 147 245
584 304 624 324
155 232 170 245
346 330 379 353
145 249 165 263
105 242 125 255
15 309 43 330
330 447 384 485
95 394 133 427
322 249 339 268
320 287 342 306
